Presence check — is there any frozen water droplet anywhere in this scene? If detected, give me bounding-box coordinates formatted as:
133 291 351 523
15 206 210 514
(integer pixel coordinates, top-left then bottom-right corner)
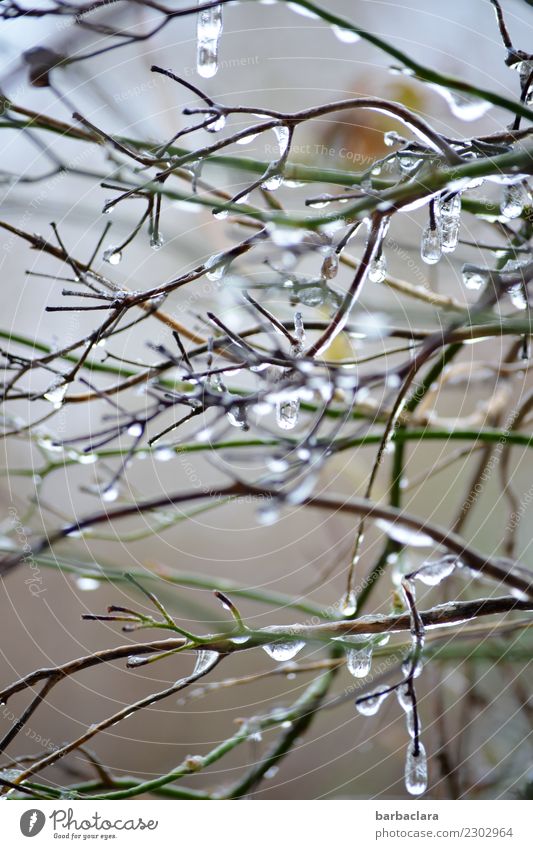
405 741 427 795
415 555 456 586
268 225 305 247
230 634 250 645
150 233 164 250
375 519 433 548
384 130 403 147
346 643 373 678
226 405 248 429
257 503 280 525
439 194 461 254
355 689 389 716
196 2 223 78
396 682 413 713
155 446 174 462
321 251 339 279
43 380 67 409
262 640 305 661
331 23 360 43
501 182 530 219
102 485 119 503
213 208 228 220
237 132 259 145
276 396 299 430
402 656 423 679
507 282 528 310
273 124 290 157
262 172 283 191
127 422 143 437
397 152 419 173
420 225 441 265
461 266 487 291
299 286 325 306
368 254 386 283
287 2 319 18
79 452 97 465
75 576 100 591
431 84 491 121
340 590 357 617
193 649 218 675
208 113 226 133
264 766 279 779
103 247 122 265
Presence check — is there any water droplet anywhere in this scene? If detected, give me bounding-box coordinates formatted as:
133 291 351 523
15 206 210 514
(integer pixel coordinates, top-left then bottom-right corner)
127 422 143 437
196 3 223 78
508 282 528 310
75 576 100 591
415 555 456 586
346 643 373 678
420 225 441 265
103 247 122 265
461 266 487 291
150 233 164 250
264 766 279 779
155 447 174 462
287 2 319 18
276 396 299 430
262 640 305 661
79 452 97 465
331 23 360 43
43 380 67 409
397 152 419 173
237 132 259 145
355 689 389 716
384 130 404 147
213 208 228 220
257 503 280 525
405 741 427 795
368 254 386 283
193 649 218 675
375 519 433 548
102 485 119 503
226 405 248 429
262 172 283 191
230 634 250 645
208 113 226 133
340 590 357 617
431 84 491 121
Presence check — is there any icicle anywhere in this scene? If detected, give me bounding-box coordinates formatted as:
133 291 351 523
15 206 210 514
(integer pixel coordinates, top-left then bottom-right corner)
420 225 441 265
273 125 290 157
415 555 457 586
196 2 223 79
262 640 305 661
346 644 373 678
500 182 530 219
405 741 428 795
439 194 461 254
275 311 304 431
368 254 386 283
355 689 389 716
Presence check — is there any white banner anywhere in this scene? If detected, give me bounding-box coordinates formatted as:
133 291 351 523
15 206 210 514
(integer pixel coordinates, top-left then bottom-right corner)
1 800 530 848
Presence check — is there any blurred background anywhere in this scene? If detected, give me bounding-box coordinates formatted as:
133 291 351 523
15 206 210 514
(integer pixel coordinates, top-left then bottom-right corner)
1 0 533 799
